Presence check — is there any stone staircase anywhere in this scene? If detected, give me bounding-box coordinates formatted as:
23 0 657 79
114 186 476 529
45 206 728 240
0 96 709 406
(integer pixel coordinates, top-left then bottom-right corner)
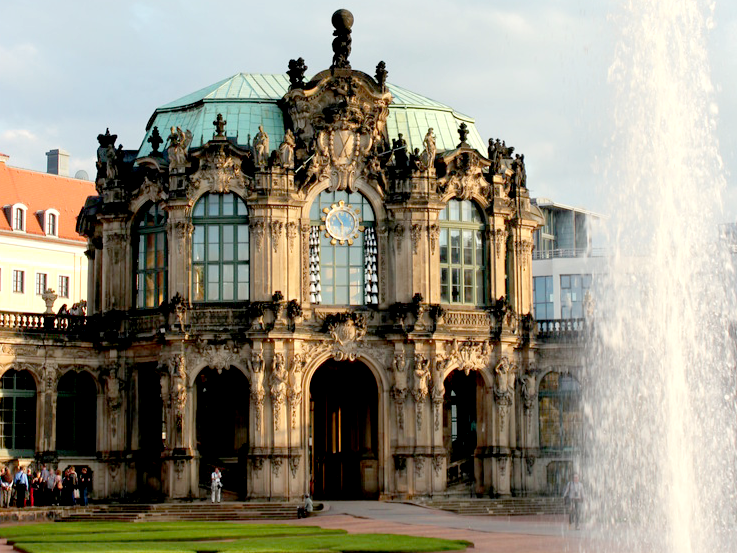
415 497 567 516
59 502 298 522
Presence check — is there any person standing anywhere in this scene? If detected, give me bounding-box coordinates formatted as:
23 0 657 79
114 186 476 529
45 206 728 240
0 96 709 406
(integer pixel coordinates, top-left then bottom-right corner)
210 468 222 503
1 468 12 507
13 466 28 508
78 468 92 507
563 473 585 530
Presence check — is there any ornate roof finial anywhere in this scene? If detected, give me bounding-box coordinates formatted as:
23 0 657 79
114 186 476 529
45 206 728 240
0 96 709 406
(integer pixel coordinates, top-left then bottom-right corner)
213 113 227 138
148 126 163 154
330 9 353 70
375 61 387 90
287 57 308 89
457 122 469 147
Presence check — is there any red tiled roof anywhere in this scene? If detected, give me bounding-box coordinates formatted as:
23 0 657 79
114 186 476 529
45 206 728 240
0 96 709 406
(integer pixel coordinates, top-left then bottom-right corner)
0 162 97 242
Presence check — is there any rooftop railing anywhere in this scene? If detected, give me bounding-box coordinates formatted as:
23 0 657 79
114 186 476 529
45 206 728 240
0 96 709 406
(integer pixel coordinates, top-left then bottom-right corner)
533 248 607 260
535 318 587 341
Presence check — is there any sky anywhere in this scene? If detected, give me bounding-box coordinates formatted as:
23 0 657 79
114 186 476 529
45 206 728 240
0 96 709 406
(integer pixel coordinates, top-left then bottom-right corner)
2 0 736 219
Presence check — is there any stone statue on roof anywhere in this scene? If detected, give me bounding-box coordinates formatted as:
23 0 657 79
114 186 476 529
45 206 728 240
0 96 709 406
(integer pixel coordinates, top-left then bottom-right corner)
253 125 270 168
279 129 296 169
421 128 436 171
167 126 193 172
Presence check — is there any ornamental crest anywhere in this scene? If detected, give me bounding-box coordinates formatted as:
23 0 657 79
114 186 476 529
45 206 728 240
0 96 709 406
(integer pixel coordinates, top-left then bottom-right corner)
283 71 391 192
436 149 492 201
189 143 251 196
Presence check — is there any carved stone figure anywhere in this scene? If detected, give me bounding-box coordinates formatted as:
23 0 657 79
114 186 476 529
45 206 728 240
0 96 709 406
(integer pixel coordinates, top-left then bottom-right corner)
96 128 117 182
375 61 388 89
105 367 122 411
287 57 308 89
105 143 118 181
421 128 436 171
393 134 408 169
253 126 270 167
278 129 296 169
391 351 408 393
167 126 193 172
270 353 288 401
249 350 265 426
412 354 430 402
494 357 516 404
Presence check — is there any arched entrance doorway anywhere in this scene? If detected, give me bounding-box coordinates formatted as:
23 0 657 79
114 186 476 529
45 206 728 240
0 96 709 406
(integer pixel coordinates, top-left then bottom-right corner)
443 370 484 490
196 367 249 498
310 360 379 499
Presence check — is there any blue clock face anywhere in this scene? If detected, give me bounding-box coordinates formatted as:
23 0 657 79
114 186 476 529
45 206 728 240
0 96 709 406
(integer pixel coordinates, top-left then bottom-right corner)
322 201 362 245
326 208 357 241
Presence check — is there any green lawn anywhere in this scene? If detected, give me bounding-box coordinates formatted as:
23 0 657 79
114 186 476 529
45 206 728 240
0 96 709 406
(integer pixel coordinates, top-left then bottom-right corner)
0 522 470 553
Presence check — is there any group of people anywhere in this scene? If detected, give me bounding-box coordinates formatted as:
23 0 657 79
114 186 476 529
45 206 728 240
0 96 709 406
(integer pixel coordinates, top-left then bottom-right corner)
0 465 92 508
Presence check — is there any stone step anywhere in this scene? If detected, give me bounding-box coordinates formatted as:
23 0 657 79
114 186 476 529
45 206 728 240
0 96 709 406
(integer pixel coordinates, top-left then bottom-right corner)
415 497 567 517
57 502 298 522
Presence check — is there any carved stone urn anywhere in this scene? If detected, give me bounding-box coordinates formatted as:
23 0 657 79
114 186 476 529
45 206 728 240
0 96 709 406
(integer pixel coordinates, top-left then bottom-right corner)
41 288 58 314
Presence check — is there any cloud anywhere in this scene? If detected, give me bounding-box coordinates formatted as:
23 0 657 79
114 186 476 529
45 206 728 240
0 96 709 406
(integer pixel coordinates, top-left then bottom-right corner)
0 129 38 143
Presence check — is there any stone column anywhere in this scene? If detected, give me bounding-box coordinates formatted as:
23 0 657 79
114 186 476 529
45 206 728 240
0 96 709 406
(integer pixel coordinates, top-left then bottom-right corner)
100 218 131 311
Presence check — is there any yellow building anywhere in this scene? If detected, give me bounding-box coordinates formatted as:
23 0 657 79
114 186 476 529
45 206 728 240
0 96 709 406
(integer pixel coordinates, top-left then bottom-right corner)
0 153 93 315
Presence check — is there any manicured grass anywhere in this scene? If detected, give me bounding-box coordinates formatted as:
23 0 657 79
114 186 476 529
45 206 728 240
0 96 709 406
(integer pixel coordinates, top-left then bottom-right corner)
0 522 469 553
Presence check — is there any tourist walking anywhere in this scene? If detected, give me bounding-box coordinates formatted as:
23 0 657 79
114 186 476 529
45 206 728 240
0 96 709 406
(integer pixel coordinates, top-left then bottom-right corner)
13 465 28 508
563 473 585 530
53 469 63 506
210 467 222 503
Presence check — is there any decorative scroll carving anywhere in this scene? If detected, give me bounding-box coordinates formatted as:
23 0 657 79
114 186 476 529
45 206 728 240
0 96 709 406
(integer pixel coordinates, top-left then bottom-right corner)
410 224 422 255
515 239 533 269
251 456 265 473
393 223 404 253
286 221 298 254
494 229 508 259
270 353 287 431
271 455 283 476
43 362 58 393
251 219 265 251
172 221 194 256
134 176 168 207
269 220 284 253
289 455 301 478
444 339 492 375
436 149 491 201
414 455 425 478
428 224 440 255
317 312 368 361
432 454 444 476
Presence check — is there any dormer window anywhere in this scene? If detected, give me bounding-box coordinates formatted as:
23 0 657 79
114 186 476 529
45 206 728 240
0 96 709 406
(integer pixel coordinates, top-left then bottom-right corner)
13 205 26 231
45 210 59 236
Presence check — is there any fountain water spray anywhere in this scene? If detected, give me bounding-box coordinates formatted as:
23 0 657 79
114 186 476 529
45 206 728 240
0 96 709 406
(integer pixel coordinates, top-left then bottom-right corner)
584 1 736 552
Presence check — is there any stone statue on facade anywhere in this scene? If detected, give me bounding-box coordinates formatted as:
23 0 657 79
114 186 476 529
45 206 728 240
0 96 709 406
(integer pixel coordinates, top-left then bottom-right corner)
278 129 296 169
287 57 308 89
96 128 117 183
412 354 430 402
249 350 265 427
167 126 192 172
105 143 118 181
270 353 288 430
288 353 305 429
253 126 270 168
375 61 388 89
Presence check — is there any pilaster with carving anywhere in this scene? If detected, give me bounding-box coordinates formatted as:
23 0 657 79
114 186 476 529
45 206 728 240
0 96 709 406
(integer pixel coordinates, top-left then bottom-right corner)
249 350 265 437
101 220 130 311
166 204 194 301
288 353 305 430
411 354 430 432
269 352 287 433
389 351 408 431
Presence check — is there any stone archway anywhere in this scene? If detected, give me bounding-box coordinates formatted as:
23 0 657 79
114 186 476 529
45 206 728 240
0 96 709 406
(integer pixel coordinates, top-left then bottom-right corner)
195 367 249 498
309 359 379 499
443 369 484 490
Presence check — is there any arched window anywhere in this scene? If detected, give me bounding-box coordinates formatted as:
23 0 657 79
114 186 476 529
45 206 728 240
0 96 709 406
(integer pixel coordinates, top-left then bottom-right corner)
192 193 249 302
0 370 36 453
438 199 486 305
539 372 581 449
47 212 57 236
135 203 168 308
309 190 377 305
56 371 97 455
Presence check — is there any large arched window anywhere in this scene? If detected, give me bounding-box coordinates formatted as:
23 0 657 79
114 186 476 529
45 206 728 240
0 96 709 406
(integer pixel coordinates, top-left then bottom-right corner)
539 372 581 449
56 371 97 455
0 370 36 454
438 199 486 305
309 190 377 305
135 203 168 308
192 193 249 302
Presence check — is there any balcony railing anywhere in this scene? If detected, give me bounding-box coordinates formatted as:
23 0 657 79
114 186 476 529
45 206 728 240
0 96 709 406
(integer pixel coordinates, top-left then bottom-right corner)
536 318 586 341
0 312 87 332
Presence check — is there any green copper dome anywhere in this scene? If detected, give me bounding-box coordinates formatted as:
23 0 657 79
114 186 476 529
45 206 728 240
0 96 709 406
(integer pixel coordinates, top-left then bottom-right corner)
138 73 485 158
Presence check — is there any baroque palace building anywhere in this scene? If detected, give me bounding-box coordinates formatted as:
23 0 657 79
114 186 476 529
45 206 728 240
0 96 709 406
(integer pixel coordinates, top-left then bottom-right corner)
0 10 584 501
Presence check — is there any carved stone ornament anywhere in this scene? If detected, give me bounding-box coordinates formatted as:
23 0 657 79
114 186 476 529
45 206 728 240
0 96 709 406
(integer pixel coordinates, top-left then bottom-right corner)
288 353 305 429
43 362 59 393
282 68 392 193
390 351 408 430
428 224 440 255
414 455 425 478
432 454 444 476
251 219 266 251
443 339 492 376
271 455 283 476
289 455 301 478
269 220 284 253
286 221 298 254
412 354 430 431
251 456 265 473
249 350 265 429
410 224 422 255
189 143 248 195
499 456 509 477
437 149 492 201
197 342 238 374
494 357 517 434
515 239 533 269
494 229 508 259
134 176 168 207
526 455 536 476
393 223 404 253
314 312 369 361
